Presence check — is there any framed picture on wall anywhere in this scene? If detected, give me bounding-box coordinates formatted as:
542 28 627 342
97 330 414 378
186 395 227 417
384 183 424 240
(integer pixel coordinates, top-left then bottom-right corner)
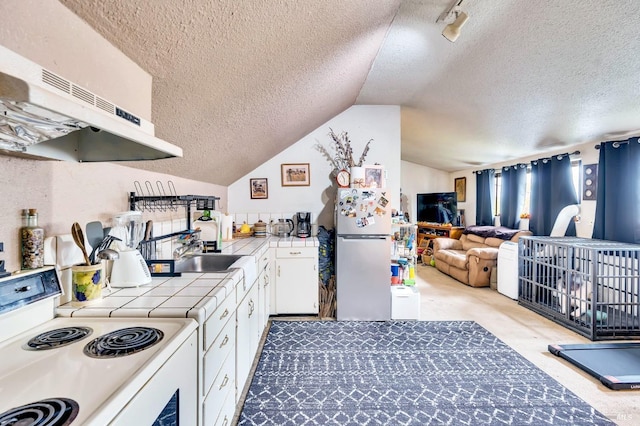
455 177 466 202
250 178 268 199
281 163 310 186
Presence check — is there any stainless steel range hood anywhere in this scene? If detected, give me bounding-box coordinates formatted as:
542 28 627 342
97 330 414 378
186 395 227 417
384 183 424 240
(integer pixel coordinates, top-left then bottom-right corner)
0 45 182 162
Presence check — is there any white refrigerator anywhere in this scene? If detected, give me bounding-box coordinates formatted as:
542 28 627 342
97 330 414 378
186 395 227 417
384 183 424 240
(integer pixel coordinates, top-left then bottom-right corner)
335 188 392 321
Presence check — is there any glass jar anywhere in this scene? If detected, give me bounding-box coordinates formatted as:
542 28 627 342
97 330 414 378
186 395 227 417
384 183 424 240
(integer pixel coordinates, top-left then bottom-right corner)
21 208 45 269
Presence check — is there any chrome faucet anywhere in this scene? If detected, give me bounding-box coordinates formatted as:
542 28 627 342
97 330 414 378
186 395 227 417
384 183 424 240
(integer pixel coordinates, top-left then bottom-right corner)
173 238 203 260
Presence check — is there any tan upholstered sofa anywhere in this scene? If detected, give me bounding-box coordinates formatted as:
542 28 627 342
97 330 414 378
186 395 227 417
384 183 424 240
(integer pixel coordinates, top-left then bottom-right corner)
432 227 532 287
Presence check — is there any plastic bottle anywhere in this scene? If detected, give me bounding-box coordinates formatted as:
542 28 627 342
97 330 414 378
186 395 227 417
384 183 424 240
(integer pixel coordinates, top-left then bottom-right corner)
21 208 45 269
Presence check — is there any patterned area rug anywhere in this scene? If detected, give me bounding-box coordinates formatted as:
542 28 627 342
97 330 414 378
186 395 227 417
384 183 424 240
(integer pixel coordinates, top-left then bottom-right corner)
238 321 613 425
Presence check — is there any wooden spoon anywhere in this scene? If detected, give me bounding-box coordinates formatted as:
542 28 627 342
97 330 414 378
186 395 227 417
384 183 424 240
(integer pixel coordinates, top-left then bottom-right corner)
71 222 92 266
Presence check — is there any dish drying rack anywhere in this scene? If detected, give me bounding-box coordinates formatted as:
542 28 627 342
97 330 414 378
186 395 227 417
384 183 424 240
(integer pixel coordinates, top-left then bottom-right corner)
129 182 221 276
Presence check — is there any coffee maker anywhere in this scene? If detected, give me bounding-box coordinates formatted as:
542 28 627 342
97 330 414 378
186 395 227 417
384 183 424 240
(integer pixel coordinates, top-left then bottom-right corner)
295 212 312 238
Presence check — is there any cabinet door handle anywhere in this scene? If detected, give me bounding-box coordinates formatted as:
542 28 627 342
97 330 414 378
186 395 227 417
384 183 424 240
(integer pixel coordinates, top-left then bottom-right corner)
219 308 229 320
289 251 301 255
221 416 229 426
219 334 229 348
277 265 280 277
219 374 229 390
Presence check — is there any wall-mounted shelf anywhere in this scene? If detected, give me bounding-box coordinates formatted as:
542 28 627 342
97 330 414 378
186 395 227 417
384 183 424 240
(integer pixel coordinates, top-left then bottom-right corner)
128 191 221 277
128 192 220 228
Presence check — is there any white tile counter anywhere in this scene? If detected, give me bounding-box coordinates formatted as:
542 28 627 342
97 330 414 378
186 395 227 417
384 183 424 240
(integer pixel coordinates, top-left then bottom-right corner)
267 236 320 248
57 236 317 318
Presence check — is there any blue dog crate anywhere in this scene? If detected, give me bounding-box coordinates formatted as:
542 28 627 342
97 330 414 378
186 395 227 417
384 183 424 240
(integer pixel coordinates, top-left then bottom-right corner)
518 236 640 341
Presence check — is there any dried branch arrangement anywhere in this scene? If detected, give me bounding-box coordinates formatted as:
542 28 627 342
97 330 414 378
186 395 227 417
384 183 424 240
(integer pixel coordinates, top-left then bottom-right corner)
317 128 373 175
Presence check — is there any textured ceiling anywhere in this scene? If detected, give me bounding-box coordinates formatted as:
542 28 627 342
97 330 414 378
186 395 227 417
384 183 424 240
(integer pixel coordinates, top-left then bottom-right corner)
61 0 640 183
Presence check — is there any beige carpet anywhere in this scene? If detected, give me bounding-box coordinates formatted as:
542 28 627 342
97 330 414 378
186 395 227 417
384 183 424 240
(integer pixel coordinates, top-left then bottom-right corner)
415 263 640 426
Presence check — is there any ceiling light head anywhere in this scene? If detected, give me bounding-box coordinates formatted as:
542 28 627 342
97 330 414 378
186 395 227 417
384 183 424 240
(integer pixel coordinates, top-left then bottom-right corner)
442 11 469 42
436 0 469 43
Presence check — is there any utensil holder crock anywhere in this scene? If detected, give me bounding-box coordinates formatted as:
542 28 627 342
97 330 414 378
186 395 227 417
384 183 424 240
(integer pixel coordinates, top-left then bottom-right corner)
71 263 104 305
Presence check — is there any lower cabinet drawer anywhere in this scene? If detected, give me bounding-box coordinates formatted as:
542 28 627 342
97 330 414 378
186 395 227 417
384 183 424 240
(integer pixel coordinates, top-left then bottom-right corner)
203 292 236 352
203 347 236 426
203 318 236 396
215 385 237 426
275 247 315 258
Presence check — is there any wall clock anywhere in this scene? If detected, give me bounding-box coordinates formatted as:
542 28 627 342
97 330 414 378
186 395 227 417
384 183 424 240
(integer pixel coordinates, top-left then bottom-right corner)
336 169 350 187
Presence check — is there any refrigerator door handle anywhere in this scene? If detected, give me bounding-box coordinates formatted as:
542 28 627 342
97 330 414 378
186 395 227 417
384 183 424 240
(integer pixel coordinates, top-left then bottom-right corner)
339 235 389 240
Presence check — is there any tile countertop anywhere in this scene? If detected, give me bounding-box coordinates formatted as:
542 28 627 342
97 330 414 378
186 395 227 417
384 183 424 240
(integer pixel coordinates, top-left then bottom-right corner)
57 236 318 321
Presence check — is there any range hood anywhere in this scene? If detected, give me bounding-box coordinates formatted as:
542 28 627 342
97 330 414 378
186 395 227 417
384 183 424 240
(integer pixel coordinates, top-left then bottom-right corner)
0 45 182 161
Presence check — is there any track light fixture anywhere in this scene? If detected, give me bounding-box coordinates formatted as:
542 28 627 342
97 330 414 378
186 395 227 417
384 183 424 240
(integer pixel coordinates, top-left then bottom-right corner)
436 0 469 42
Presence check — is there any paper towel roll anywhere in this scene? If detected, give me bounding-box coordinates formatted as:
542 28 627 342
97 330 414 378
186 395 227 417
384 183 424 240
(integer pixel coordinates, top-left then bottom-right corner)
221 214 234 241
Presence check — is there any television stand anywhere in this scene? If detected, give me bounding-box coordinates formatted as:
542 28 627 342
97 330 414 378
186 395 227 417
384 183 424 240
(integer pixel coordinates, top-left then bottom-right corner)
417 222 464 241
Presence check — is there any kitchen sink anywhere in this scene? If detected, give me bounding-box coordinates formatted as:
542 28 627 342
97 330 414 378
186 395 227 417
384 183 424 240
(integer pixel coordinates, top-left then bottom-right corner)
174 253 244 273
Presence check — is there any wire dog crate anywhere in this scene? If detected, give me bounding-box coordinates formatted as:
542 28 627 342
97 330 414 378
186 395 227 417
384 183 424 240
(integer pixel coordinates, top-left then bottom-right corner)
518 236 640 340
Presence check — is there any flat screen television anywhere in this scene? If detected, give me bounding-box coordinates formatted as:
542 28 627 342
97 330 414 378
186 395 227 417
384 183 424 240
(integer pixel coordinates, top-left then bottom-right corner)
416 192 458 224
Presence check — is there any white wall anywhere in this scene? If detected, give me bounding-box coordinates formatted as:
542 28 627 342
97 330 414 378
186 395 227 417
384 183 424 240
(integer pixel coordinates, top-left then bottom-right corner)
400 160 451 223
0 157 226 272
228 105 401 229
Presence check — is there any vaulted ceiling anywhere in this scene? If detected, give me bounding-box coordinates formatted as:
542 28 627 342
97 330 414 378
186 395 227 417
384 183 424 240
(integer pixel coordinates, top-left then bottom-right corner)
61 0 640 185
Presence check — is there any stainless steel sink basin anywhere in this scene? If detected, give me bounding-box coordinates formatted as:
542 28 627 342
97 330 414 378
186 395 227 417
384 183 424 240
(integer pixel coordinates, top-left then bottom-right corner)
174 254 244 273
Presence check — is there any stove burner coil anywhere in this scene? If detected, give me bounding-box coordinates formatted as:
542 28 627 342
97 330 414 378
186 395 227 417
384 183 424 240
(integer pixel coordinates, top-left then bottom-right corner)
0 397 79 425
25 327 93 351
83 327 164 358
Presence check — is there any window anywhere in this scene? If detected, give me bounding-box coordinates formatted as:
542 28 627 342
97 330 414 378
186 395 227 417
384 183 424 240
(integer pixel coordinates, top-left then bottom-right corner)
495 160 581 217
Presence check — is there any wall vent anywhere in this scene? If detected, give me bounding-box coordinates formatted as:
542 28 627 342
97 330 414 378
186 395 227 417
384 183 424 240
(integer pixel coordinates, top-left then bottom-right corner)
71 85 94 105
42 69 70 94
96 97 115 114
41 68 124 120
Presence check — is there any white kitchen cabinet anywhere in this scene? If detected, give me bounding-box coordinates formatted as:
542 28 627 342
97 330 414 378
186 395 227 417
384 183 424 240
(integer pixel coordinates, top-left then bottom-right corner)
236 279 260 401
274 247 319 314
201 283 237 426
257 250 272 331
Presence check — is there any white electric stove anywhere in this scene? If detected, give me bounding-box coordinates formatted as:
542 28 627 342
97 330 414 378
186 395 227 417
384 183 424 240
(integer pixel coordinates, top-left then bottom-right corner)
0 267 198 425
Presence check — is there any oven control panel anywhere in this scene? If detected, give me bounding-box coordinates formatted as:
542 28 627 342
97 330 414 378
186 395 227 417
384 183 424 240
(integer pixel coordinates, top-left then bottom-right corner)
0 267 61 315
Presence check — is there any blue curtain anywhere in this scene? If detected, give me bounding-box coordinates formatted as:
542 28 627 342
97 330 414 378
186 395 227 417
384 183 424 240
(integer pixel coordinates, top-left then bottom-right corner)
530 154 578 236
592 138 640 243
500 164 527 229
475 169 495 226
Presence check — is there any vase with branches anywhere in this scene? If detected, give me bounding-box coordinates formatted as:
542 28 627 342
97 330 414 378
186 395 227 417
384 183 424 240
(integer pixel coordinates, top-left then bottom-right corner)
316 128 373 176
